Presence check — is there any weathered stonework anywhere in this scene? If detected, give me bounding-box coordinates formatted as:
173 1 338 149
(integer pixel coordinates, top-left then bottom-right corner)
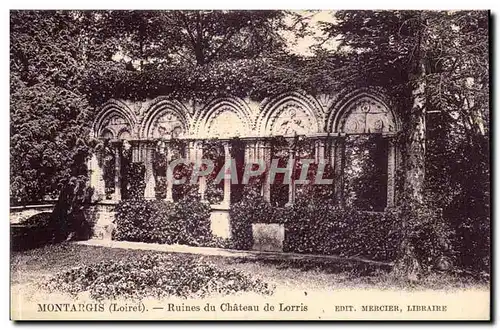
85 203 116 241
91 88 400 140
89 88 402 247
252 223 285 252
209 206 231 239
9 204 55 224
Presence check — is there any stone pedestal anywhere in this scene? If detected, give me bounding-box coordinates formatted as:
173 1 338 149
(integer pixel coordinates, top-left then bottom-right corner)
86 202 117 241
209 205 231 239
252 223 284 252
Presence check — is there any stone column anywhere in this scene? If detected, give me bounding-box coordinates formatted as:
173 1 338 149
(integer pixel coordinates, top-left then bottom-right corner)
131 140 141 163
334 136 346 207
89 152 106 200
262 141 271 202
395 138 403 206
287 148 295 206
143 143 156 199
222 142 231 207
193 141 207 201
199 176 207 201
252 140 258 164
255 140 262 163
113 143 122 201
386 137 396 209
316 138 326 164
165 143 174 202
244 140 254 164
187 140 195 163
329 138 336 169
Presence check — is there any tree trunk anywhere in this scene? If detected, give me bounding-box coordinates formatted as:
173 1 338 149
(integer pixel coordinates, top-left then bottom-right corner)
392 64 426 281
393 15 428 280
405 63 427 205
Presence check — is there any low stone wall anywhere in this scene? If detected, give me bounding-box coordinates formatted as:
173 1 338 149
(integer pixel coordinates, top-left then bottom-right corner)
11 203 286 253
10 204 55 224
85 202 235 242
10 202 116 247
86 203 286 252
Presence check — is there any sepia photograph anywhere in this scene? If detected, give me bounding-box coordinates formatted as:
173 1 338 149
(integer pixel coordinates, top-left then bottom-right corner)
9 9 490 321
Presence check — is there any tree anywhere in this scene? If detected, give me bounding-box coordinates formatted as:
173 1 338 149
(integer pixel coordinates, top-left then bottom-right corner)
10 11 106 204
10 83 91 203
10 10 122 240
318 10 489 277
105 10 287 67
10 10 303 201
81 10 296 103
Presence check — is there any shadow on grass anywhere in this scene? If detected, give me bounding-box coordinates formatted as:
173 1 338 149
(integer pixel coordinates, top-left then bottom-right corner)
232 257 392 277
11 242 489 292
228 257 489 291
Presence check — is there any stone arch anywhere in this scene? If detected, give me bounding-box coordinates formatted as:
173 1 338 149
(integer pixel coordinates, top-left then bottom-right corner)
100 128 114 139
327 88 401 134
140 97 190 139
92 99 137 139
193 97 253 139
256 91 323 137
117 128 131 140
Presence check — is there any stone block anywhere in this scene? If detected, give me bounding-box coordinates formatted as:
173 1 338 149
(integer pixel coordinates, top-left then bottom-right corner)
210 209 231 239
86 203 116 241
252 223 284 252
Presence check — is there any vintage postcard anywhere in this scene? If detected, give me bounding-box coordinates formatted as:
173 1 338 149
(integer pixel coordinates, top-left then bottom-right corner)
10 9 490 321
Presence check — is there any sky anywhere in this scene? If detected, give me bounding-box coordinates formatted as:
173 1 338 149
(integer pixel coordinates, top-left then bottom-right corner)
112 10 341 65
285 10 339 56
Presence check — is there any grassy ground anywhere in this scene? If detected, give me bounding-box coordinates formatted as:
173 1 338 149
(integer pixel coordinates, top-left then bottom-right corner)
11 242 488 300
11 243 491 320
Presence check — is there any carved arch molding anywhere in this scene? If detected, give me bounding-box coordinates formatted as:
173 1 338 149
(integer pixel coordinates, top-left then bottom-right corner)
93 100 136 140
93 90 400 139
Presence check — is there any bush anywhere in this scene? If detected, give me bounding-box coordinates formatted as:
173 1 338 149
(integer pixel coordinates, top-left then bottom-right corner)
230 191 402 261
44 253 274 300
402 206 456 272
443 191 490 274
154 177 168 200
205 179 224 204
229 189 278 250
114 197 211 246
230 193 453 267
124 163 145 200
454 216 490 273
283 207 402 262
